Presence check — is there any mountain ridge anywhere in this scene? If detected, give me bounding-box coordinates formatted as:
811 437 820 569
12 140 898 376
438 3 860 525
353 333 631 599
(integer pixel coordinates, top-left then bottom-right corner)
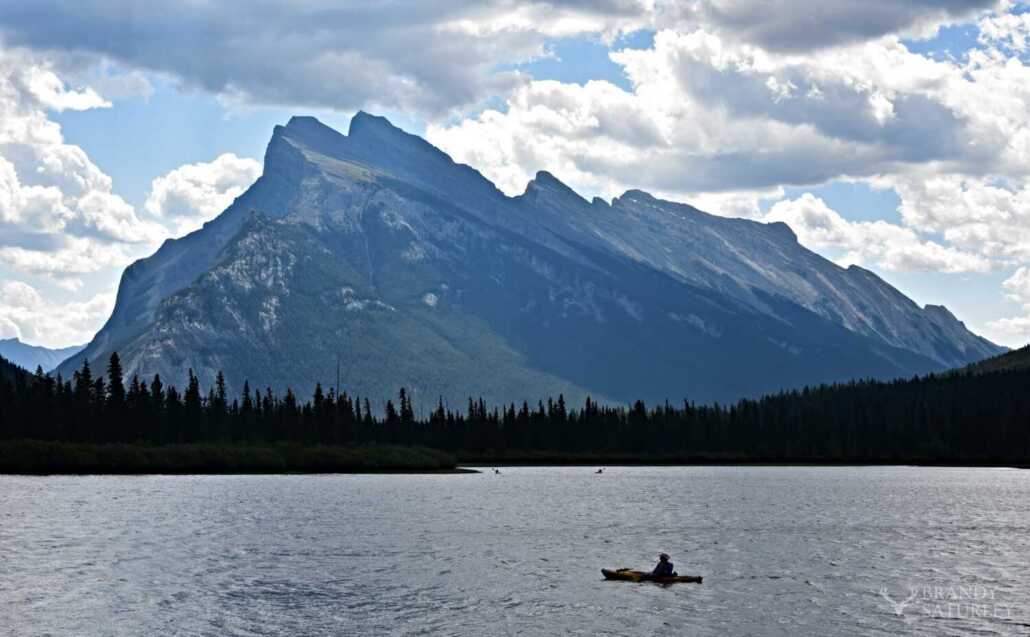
0 338 84 373
57 112 1004 407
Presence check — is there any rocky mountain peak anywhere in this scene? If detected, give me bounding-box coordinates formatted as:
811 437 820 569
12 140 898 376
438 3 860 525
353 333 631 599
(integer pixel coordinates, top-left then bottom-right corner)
60 112 1006 407
765 221 798 243
521 170 588 206
347 110 397 137
614 189 658 206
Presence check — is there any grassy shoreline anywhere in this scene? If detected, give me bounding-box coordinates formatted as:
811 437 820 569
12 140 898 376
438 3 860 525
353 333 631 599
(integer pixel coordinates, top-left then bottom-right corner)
2 441 1023 474
457 452 1029 468
0 440 466 475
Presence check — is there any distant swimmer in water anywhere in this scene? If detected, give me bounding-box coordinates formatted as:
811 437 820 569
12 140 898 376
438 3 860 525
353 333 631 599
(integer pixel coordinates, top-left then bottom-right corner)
596 468 604 474
652 553 675 577
493 468 501 474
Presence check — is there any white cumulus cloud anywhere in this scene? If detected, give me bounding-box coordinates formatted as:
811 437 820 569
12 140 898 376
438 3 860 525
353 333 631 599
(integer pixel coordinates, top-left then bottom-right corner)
987 266 1030 345
0 47 239 348
144 153 261 236
0 48 165 286
763 194 991 273
0 280 114 349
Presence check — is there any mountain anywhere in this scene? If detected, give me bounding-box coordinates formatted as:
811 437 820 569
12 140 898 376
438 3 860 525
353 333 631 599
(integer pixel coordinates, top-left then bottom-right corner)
0 354 24 383
965 344 1030 374
57 113 1005 409
0 338 84 374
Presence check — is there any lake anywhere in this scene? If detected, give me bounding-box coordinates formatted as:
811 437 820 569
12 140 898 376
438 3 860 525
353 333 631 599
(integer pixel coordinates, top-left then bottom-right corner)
2 467 1028 635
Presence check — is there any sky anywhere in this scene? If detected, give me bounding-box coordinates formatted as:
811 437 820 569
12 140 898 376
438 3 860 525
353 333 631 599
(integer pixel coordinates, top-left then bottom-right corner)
2 1 1030 349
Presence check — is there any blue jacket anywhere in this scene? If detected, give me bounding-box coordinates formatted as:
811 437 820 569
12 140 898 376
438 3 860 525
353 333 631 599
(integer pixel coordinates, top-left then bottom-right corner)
653 561 674 576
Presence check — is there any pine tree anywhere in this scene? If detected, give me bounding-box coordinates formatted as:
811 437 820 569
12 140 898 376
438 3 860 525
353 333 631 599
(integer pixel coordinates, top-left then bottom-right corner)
106 352 125 408
399 388 414 425
385 399 399 425
184 369 202 442
241 381 253 413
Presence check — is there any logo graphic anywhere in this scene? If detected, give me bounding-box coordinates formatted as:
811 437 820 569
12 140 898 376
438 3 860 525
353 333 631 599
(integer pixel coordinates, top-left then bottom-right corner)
876 583 1015 623
879 587 919 616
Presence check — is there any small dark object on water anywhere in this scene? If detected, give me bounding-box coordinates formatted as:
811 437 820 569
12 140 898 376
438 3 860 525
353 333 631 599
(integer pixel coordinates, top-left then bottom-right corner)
596 468 604 474
653 552 674 576
601 568 702 584
493 468 501 474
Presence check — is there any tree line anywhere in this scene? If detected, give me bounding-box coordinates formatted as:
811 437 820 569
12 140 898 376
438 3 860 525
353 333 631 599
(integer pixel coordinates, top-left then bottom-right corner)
1 352 1028 462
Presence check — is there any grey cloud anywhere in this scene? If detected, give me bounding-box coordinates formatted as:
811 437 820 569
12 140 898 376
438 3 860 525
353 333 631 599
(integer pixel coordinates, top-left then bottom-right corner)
670 55 990 168
0 229 66 253
684 0 999 52
0 0 995 117
0 1 643 115
576 143 890 193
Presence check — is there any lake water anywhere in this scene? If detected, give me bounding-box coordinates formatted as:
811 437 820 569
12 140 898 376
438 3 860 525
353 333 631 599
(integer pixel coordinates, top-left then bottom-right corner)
1 467 1028 636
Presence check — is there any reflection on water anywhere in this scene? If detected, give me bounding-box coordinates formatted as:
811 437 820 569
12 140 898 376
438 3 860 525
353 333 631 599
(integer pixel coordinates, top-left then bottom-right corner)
1 467 1028 636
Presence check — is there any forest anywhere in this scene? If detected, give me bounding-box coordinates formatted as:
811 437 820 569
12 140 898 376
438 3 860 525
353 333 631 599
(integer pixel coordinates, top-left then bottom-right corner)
1 351 1028 467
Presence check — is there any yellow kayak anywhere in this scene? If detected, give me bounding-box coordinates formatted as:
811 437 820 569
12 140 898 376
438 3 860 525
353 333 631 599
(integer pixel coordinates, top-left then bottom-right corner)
602 568 703 584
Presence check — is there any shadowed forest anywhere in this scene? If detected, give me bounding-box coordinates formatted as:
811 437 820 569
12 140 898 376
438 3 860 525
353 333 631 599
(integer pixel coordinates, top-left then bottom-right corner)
2 350 1029 470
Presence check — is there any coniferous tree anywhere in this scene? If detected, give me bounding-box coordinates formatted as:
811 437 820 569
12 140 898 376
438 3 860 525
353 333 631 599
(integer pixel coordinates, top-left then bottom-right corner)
106 353 125 408
183 369 202 442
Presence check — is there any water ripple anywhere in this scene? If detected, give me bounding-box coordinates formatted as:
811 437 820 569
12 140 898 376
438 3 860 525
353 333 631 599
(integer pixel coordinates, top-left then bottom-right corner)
1 467 1028 635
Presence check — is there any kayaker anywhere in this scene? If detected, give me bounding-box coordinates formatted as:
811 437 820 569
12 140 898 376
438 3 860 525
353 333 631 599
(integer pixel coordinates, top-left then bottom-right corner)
652 553 675 576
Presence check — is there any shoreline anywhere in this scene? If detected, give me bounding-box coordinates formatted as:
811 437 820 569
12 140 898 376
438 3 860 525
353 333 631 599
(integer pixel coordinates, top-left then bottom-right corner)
2 468 481 476
1 440 1024 474
459 457 1029 469
0 440 462 475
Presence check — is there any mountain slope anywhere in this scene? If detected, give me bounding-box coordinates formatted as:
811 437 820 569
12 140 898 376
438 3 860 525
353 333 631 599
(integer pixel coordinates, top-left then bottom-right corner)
58 113 1004 407
0 339 83 373
964 344 1030 374
0 354 24 383
115 212 592 408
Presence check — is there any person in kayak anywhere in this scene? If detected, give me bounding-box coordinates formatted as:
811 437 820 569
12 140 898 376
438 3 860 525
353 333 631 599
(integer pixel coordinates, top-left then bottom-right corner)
652 553 675 576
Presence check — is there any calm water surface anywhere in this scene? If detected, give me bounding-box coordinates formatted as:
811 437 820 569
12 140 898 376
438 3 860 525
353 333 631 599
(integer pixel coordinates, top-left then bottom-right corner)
1 467 1028 636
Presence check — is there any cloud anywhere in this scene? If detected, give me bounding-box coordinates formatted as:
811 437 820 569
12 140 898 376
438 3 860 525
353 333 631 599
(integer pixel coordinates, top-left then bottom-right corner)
144 153 261 236
430 25 1029 195
0 1 997 117
0 280 114 349
0 48 165 286
763 193 991 273
18 65 109 112
675 0 999 52
0 48 179 347
987 266 1030 345
0 314 19 341
884 173 1030 262
985 315 1030 344
0 239 137 278
1001 266 1030 306
0 1 997 118
978 8 1030 52
1 280 42 308
0 1 653 117
0 47 269 349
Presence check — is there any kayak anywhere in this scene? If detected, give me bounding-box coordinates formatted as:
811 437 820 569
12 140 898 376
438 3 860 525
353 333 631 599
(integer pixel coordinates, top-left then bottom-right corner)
602 568 703 584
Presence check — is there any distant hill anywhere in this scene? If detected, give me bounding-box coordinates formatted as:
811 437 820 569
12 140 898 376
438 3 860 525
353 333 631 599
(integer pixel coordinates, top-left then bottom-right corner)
0 338 83 373
0 354 25 383
964 344 1030 374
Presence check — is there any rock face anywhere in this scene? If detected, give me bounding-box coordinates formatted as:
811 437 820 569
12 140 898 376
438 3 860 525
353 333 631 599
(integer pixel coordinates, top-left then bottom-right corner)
58 113 1005 408
0 338 83 373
